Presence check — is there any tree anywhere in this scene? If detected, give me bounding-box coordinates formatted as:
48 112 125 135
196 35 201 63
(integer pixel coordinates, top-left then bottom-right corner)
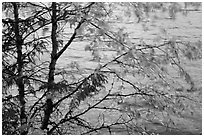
2 2 202 135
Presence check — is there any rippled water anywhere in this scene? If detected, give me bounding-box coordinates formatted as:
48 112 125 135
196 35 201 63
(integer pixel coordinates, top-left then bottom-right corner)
55 9 202 134
56 10 202 73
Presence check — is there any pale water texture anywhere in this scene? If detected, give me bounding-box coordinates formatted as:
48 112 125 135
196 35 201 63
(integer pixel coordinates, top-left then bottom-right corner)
53 9 202 135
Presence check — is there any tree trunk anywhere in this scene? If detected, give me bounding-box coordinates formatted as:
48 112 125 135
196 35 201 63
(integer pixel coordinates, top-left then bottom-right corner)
41 2 58 130
13 2 27 135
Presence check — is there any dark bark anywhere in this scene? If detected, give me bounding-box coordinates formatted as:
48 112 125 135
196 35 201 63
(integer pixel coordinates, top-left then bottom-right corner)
41 98 53 130
41 2 94 132
12 2 27 135
41 2 58 130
